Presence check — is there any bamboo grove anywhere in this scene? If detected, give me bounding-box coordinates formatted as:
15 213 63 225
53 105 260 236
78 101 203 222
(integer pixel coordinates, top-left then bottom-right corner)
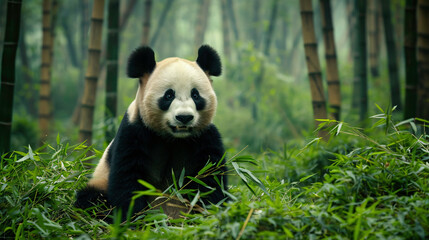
0 0 429 153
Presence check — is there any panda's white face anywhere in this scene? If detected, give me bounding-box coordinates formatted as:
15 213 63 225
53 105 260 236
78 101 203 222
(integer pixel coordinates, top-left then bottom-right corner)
139 58 217 138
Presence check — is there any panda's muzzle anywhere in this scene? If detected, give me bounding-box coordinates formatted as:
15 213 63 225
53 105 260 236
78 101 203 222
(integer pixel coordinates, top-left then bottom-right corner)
169 125 193 133
169 115 194 133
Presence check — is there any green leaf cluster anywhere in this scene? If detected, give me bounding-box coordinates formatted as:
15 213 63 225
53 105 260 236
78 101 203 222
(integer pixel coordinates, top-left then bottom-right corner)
1 112 429 239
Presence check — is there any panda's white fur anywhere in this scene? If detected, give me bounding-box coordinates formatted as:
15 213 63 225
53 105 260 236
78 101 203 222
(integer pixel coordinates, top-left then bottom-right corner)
87 141 112 191
75 45 227 221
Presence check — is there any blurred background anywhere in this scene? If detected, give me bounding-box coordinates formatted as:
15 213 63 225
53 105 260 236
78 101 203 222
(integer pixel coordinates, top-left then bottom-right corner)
0 0 421 153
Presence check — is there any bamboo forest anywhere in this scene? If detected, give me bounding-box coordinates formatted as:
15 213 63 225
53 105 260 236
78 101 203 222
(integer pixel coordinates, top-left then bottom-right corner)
1 0 429 239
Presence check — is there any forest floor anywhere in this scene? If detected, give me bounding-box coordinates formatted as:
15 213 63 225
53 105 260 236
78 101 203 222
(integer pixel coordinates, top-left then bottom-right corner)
1 114 429 239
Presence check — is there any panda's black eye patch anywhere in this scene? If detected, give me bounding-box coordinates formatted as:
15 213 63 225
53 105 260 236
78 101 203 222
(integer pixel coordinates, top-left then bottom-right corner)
158 89 175 111
164 89 175 100
191 88 206 111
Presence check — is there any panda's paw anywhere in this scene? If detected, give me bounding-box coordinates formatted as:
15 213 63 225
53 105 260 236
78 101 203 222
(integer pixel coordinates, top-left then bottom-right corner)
75 186 109 209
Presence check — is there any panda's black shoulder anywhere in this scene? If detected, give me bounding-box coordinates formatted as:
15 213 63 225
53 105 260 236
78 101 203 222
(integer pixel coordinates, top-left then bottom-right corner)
108 112 154 159
195 124 224 150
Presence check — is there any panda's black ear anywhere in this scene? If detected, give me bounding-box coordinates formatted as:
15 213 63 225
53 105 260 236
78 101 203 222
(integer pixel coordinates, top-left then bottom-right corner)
196 45 222 76
127 46 156 78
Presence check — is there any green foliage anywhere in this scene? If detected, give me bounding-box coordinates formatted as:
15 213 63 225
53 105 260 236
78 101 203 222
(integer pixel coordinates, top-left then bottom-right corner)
1 111 429 239
10 112 38 151
215 43 313 151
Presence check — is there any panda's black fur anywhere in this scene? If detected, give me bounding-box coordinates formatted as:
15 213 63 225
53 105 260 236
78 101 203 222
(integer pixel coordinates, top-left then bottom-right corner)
75 45 227 221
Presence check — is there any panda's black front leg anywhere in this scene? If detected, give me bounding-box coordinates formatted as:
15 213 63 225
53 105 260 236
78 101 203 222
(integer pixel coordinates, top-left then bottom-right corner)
108 159 149 221
188 149 228 205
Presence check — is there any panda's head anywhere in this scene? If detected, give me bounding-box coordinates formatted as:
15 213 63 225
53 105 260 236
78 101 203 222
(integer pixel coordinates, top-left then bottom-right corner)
126 45 221 138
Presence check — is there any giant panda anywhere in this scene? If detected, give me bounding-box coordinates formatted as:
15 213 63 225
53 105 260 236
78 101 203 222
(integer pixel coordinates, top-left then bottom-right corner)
75 45 227 220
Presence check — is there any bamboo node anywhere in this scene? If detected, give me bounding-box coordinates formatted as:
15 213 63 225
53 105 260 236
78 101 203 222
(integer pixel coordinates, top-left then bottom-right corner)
38 114 52 119
91 17 104 23
325 54 337 59
39 96 51 101
1 82 15 86
327 81 340 85
81 104 95 109
86 76 99 82
79 129 93 135
308 72 322 76
304 43 318 47
88 48 102 53
3 41 17 46
0 121 12 126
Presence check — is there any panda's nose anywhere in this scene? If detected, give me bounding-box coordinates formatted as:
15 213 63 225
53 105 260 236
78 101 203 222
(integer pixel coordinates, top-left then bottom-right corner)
176 115 194 124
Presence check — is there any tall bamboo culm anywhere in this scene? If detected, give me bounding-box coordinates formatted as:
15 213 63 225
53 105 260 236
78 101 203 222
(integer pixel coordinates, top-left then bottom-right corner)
355 0 368 122
381 0 402 110
142 0 152 45
79 0 105 145
416 0 429 120
0 0 22 153
194 0 210 48
149 0 173 47
105 0 119 143
299 0 328 138
404 0 418 119
220 0 231 59
368 0 380 77
38 0 52 144
320 0 341 121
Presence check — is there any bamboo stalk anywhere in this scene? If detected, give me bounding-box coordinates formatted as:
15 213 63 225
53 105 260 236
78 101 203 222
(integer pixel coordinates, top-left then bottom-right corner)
220 0 231 59
404 0 418 119
320 0 341 121
79 0 105 145
38 0 53 144
252 0 261 49
381 0 402 110
105 0 119 143
149 0 174 46
416 0 429 120
227 0 239 42
300 0 328 137
194 0 210 48
355 0 368 122
142 0 152 45
264 0 279 56
368 0 380 77
0 0 22 153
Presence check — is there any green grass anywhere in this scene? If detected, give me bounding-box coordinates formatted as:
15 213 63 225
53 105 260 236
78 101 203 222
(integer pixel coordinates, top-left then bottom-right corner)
1 114 429 239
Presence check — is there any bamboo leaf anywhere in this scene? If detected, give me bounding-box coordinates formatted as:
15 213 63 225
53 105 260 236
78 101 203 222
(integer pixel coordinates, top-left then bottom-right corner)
394 118 414 127
232 155 258 166
300 173 316 183
410 121 417 134
198 162 213 175
187 176 213 189
137 179 156 190
199 188 216 197
239 167 269 196
216 152 227 167
375 103 384 113
16 155 29 163
336 122 343 136
179 168 185 188
415 118 429 124
231 162 248 183
171 169 178 190
133 190 162 200
190 190 200 207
